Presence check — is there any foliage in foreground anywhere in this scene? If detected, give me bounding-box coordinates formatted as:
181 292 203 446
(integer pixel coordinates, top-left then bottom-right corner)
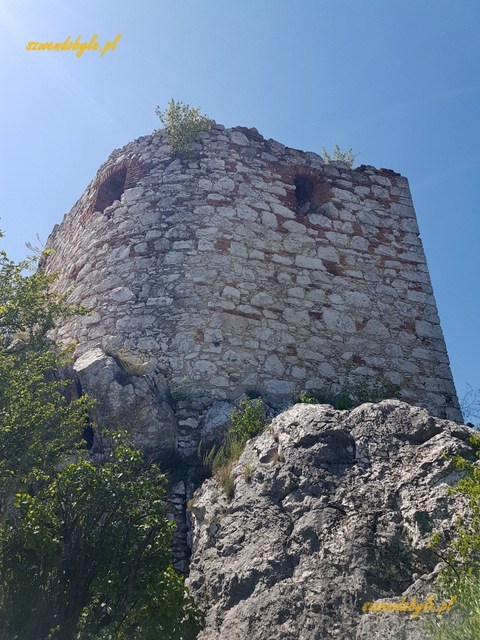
155 99 213 158
0 235 202 639
202 397 267 500
0 242 88 494
429 436 480 638
321 144 359 168
0 437 201 640
429 574 480 639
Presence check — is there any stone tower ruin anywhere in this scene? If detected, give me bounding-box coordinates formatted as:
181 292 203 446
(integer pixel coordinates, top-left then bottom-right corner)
43 123 462 458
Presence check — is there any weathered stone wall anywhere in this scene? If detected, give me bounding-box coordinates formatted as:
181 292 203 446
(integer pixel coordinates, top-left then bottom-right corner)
44 123 462 455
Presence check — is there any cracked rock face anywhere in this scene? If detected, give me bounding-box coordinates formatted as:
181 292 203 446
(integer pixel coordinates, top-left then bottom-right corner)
187 400 473 639
73 348 177 452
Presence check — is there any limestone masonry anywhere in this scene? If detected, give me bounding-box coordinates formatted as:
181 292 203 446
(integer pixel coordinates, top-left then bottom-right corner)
43 123 462 454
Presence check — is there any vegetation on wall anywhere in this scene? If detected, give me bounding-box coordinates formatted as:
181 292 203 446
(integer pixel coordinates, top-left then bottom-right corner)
0 235 202 640
296 378 401 410
155 99 213 158
321 144 359 168
104 347 149 376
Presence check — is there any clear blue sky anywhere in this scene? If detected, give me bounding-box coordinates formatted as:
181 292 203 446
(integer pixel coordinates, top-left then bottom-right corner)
1 0 479 417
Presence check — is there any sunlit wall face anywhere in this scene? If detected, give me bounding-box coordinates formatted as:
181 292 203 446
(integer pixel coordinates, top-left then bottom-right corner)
1 0 478 420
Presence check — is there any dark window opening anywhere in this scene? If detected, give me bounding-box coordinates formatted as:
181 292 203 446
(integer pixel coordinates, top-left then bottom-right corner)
294 175 315 214
293 174 332 217
81 157 144 224
94 167 127 213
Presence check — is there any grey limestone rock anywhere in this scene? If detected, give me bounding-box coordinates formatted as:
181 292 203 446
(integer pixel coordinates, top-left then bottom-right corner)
200 401 234 445
187 400 473 640
73 348 177 452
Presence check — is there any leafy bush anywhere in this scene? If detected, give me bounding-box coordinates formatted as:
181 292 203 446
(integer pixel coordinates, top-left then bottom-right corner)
321 144 359 168
155 99 213 158
429 574 479 639
228 397 267 443
0 240 90 491
0 436 202 640
202 398 267 500
0 234 202 640
428 436 480 638
296 390 328 405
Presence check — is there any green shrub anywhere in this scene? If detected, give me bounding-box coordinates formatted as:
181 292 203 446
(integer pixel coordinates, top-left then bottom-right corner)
228 397 267 442
0 234 203 640
321 144 359 168
428 574 478 639
296 390 328 405
429 436 480 638
0 435 203 640
202 398 267 500
155 99 213 158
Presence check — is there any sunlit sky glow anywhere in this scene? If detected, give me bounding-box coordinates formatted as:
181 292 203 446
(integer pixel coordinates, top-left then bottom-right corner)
1 0 479 415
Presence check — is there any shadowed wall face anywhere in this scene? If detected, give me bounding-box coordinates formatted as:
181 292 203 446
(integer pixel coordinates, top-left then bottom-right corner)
44 124 462 454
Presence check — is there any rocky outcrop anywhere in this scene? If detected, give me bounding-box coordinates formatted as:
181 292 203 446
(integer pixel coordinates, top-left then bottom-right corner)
187 400 473 639
73 348 178 452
